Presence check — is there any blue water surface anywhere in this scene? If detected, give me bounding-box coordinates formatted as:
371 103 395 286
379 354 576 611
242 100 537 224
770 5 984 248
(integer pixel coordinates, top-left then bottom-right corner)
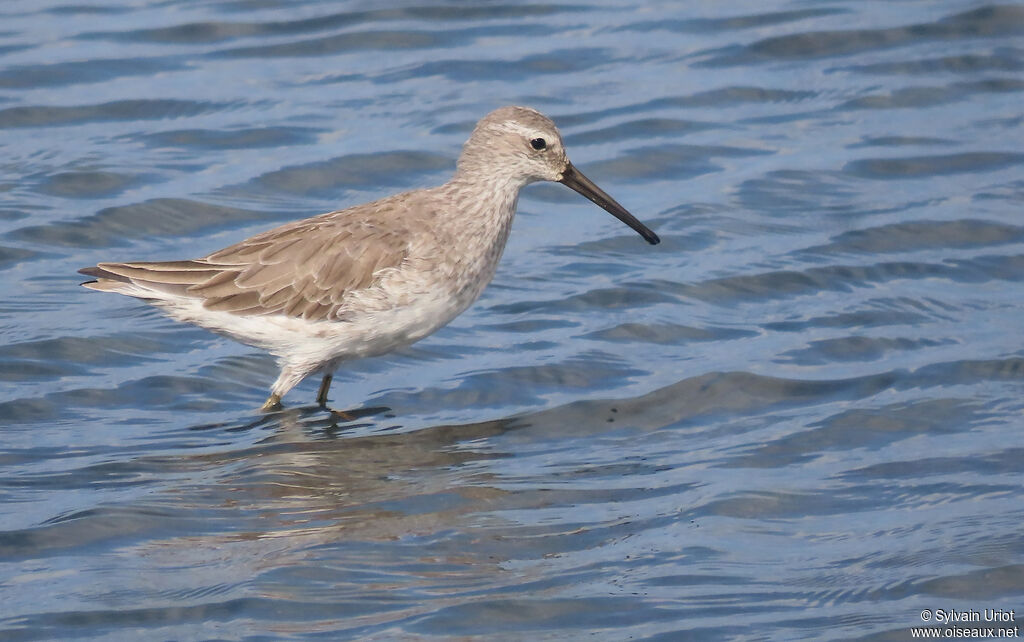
1 1 1023 639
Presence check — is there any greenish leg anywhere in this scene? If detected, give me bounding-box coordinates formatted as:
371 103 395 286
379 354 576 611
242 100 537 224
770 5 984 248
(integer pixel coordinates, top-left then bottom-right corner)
316 373 333 406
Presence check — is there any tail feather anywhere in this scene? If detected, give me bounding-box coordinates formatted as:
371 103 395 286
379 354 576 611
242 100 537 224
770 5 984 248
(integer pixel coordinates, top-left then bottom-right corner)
78 261 213 298
80 278 138 294
94 261 222 285
79 265 128 282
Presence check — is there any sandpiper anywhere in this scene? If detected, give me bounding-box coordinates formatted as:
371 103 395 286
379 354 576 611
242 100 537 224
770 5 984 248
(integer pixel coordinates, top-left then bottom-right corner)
80 106 660 411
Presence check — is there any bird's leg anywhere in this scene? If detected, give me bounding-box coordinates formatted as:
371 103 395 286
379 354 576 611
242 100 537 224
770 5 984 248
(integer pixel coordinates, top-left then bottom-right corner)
317 373 355 420
316 373 333 406
260 393 282 412
265 364 304 412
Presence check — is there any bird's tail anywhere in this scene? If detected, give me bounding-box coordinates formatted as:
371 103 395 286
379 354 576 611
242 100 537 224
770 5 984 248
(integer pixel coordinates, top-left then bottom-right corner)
78 261 211 300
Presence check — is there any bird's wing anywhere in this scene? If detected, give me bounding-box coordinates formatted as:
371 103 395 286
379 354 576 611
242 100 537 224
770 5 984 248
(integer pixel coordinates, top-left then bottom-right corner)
80 204 413 321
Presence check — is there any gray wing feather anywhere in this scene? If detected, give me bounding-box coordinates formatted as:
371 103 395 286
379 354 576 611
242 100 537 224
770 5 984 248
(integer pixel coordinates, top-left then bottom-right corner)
82 201 415 320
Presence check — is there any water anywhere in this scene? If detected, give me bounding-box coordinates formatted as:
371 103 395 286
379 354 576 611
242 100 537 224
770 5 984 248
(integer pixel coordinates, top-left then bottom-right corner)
2 1 1023 639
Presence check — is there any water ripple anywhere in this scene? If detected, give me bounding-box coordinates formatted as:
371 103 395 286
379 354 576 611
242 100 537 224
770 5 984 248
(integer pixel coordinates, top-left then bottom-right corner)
1 0 1022 638
0 99 245 129
13 199 278 248
700 5 1024 66
845 151 1024 179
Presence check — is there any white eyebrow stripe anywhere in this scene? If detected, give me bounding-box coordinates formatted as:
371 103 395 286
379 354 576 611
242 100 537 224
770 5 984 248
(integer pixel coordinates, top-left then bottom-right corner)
497 120 543 139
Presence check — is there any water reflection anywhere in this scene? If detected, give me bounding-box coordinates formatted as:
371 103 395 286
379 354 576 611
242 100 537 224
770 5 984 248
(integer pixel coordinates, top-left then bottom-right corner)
2 0 1023 638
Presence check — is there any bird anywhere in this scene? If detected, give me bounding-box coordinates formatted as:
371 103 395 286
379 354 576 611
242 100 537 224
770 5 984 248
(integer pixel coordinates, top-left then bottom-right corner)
79 106 660 412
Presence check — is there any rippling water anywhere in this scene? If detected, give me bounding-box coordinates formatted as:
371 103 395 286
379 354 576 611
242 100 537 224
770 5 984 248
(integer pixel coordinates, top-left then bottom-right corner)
2 1 1023 639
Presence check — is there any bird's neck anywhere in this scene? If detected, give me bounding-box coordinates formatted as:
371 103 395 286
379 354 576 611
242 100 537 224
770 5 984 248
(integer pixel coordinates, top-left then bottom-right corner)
441 171 526 246
428 172 527 301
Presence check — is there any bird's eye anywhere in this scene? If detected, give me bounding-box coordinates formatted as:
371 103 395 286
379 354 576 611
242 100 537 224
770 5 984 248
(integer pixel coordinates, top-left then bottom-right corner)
530 138 547 151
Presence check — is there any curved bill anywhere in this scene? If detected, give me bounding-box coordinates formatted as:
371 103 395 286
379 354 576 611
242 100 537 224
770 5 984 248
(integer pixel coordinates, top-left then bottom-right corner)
559 162 660 245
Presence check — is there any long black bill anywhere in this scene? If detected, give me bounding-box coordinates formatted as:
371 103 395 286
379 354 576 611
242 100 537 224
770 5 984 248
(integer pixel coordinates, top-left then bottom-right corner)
558 162 660 245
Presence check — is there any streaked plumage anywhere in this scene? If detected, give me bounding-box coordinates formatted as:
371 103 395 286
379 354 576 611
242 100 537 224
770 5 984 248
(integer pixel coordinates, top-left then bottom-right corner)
80 106 659 411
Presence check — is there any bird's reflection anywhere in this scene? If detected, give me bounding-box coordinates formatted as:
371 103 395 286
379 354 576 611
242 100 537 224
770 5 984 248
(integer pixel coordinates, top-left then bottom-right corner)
123 377 722 603
189 403 394 436
174 402 524 547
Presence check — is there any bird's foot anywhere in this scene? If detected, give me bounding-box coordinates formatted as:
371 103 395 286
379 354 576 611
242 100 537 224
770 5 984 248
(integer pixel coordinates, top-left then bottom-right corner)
260 394 283 412
328 408 356 421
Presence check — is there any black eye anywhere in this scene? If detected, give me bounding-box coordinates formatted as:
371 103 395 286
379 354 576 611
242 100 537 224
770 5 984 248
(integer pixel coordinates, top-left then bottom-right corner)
530 137 546 151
